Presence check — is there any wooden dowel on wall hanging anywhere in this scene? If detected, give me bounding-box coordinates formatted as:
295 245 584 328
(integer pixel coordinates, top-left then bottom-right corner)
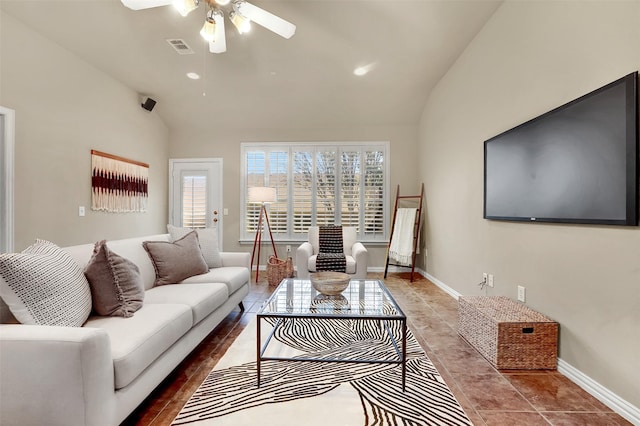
91 149 149 169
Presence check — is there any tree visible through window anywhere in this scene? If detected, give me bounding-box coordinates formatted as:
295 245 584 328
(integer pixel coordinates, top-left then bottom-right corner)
241 142 389 242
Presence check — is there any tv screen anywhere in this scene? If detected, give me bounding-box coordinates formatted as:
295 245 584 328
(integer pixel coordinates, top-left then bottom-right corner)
484 72 638 226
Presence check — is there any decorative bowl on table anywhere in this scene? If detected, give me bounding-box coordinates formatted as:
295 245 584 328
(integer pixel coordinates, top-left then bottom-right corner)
310 271 350 296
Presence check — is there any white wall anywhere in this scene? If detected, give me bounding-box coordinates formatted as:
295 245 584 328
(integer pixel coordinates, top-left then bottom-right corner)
169 125 419 268
419 0 640 409
0 11 170 249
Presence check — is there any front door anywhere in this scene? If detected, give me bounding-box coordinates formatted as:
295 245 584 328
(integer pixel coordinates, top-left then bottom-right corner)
169 158 223 248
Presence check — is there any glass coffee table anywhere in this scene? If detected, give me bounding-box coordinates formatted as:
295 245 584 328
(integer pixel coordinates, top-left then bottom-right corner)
256 278 407 390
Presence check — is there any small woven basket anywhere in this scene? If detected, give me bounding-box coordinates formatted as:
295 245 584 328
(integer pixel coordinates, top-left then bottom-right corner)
266 255 294 286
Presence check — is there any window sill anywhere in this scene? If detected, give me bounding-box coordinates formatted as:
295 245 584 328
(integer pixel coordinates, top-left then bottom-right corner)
238 239 389 247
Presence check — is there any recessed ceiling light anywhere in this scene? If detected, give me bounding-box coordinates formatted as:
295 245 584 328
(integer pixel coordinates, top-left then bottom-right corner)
353 63 376 77
353 67 368 76
187 72 200 80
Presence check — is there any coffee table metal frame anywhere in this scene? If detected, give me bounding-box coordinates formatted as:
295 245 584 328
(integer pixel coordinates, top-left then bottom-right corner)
256 278 407 391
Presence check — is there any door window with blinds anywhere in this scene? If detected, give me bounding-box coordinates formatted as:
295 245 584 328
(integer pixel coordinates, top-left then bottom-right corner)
241 142 389 242
169 159 222 245
182 174 207 228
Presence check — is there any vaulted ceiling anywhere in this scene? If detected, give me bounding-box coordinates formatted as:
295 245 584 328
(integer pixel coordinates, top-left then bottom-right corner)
0 0 502 130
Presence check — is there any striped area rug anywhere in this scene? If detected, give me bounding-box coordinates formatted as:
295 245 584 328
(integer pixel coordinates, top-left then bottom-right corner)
172 317 472 426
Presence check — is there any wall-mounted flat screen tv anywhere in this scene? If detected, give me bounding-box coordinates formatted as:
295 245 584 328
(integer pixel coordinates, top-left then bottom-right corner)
484 72 638 226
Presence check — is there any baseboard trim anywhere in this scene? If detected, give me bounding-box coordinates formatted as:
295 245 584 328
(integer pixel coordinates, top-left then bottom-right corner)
413 271 639 425
375 266 463 300
557 359 640 425
362 268 640 423
421 270 463 300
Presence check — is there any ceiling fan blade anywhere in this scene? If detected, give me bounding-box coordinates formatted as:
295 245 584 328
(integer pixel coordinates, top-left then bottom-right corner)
121 0 173 10
235 1 296 39
209 13 227 53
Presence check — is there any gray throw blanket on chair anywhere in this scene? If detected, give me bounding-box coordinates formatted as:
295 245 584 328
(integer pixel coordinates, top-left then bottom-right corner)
316 225 346 272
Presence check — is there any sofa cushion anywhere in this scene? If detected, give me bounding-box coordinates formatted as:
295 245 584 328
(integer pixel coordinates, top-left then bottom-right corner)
143 231 209 286
0 240 92 327
180 267 250 295
84 240 144 317
84 303 192 389
64 234 170 291
308 255 356 274
144 283 228 325
167 225 222 268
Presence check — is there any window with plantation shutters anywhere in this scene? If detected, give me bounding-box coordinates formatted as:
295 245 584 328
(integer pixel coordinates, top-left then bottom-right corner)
241 142 389 242
363 149 385 238
340 150 360 229
182 175 207 228
268 150 288 234
292 151 313 234
312 148 337 228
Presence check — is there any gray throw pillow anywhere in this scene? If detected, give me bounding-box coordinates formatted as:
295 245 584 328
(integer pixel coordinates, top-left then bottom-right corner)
84 240 144 317
167 224 222 268
143 231 208 286
0 239 92 327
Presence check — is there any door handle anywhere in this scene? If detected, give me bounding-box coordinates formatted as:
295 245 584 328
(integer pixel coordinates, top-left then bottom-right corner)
213 218 218 223
213 210 218 215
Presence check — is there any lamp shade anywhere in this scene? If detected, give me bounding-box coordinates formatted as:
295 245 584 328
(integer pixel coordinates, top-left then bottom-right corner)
248 187 276 203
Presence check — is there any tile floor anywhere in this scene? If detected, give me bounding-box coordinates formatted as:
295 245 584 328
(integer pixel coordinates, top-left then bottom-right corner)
122 272 631 426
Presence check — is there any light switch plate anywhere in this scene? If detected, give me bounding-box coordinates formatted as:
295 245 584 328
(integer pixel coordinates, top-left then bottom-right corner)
517 285 526 302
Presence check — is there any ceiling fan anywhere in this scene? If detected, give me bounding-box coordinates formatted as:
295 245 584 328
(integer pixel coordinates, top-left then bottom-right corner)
120 0 296 54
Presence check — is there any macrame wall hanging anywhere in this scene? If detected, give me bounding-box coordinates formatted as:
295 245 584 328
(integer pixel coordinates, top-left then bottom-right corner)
91 150 149 213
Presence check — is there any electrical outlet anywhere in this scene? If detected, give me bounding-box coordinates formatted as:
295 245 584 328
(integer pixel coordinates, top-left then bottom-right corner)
517 285 526 302
78 206 85 217
482 273 488 285
488 274 494 288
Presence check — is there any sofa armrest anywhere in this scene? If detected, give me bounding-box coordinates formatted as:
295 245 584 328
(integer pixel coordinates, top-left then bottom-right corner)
0 324 115 426
296 242 313 279
220 251 251 269
351 242 368 279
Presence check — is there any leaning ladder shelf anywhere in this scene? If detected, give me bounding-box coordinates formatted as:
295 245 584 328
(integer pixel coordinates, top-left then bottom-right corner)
384 183 424 282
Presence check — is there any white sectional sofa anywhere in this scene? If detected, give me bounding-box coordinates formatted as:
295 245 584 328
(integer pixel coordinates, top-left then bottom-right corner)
0 234 250 426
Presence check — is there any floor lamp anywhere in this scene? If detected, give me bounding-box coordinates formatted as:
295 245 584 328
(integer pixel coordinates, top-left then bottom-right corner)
249 187 278 282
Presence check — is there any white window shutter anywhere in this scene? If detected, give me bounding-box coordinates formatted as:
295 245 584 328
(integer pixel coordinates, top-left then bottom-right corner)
182 176 207 228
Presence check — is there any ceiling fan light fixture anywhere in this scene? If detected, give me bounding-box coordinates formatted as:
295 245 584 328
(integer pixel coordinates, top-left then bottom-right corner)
230 10 251 34
121 0 295 54
209 10 227 53
172 0 199 16
200 10 217 42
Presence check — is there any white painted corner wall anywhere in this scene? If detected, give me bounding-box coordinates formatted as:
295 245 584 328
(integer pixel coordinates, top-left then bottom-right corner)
418 0 640 421
0 10 170 249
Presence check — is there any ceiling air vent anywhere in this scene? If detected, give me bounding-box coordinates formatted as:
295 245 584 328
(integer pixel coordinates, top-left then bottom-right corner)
166 39 194 55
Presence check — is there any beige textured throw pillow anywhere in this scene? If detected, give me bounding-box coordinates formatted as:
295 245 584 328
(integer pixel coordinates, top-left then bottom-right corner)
84 240 144 317
167 224 222 268
0 239 92 327
143 231 209 286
